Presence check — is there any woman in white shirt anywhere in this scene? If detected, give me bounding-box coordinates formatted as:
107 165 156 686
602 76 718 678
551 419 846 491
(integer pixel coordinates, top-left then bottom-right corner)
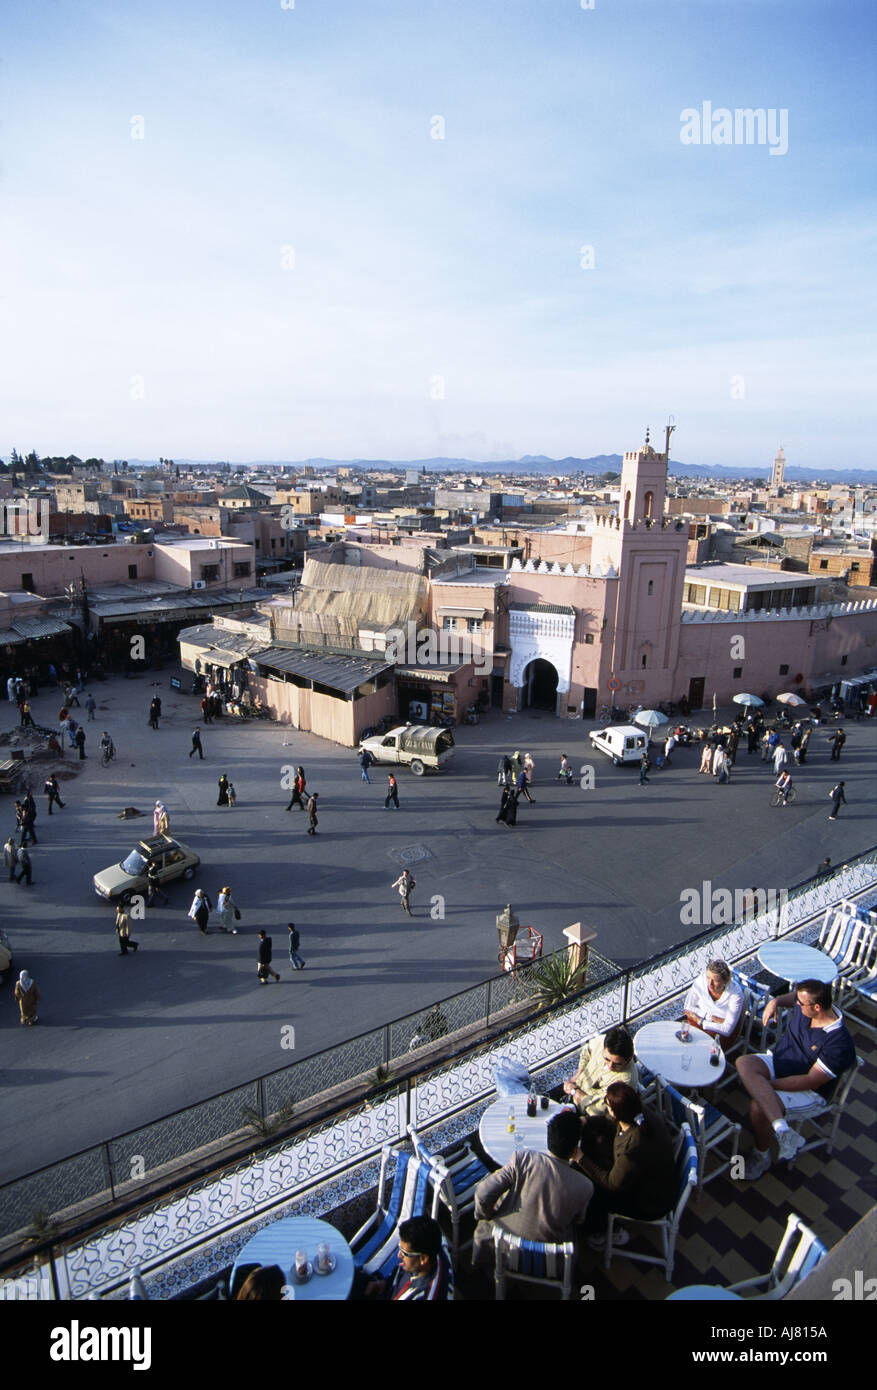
683 960 744 1050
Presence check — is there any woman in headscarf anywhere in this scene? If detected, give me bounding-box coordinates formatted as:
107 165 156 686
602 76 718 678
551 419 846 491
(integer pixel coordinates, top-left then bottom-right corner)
217 774 230 807
153 801 170 837
188 888 213 934
14 970 40 1026
216 885 239 934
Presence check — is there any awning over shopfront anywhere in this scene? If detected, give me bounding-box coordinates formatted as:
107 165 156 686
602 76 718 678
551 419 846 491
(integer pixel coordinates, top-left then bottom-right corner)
395 663 468 683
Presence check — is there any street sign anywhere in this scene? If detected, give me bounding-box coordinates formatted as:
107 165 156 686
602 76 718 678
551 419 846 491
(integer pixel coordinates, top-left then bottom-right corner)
607 677 620 692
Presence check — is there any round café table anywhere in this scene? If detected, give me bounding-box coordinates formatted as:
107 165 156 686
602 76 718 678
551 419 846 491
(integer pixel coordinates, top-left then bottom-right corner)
757 940 838 989
479 1095 564 1167
231 1215 354 1300
634 1020 725 1088
666 1285 742 1301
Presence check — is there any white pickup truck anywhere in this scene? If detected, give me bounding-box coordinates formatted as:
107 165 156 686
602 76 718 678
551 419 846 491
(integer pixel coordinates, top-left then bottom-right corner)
359 724 455 776
589 724 648 766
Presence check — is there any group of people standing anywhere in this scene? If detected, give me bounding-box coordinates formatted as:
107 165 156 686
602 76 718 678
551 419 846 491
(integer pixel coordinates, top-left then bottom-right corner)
495 751 535 827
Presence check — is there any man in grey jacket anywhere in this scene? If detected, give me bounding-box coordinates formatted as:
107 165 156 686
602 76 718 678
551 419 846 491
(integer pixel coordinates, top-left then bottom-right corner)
472 1109 593 1263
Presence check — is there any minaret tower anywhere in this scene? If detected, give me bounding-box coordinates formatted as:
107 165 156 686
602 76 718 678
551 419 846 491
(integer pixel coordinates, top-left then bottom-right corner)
771 447 786 489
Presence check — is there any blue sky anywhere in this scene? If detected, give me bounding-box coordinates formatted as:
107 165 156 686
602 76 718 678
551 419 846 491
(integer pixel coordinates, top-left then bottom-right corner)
2 0 875 469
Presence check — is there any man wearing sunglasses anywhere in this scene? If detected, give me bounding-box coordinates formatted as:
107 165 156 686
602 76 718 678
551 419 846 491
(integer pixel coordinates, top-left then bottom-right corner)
356 1216 454 1301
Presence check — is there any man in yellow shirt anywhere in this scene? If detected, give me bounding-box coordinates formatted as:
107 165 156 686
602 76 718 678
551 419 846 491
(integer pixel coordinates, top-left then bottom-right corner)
563 1027 638 1116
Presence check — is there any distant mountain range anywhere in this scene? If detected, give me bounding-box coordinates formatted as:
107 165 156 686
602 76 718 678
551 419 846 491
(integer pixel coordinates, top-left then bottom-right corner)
124 455 877 486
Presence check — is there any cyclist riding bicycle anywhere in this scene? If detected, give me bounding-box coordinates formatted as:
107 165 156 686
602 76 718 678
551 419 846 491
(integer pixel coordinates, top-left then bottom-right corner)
100 731 115 761
775 770 793 805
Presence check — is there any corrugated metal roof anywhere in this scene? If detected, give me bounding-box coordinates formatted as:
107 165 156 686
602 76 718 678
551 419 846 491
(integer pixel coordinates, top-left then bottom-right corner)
254 646 393 694
0 616 72 645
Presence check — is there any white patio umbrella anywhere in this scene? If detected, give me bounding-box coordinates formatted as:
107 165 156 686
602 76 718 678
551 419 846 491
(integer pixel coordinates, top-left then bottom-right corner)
633 708 669 745
732 693 764 707
776 692 809 707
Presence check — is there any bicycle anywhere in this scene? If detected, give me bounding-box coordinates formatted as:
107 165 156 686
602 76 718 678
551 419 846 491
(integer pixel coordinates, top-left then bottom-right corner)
770 787 797 806
100 744 116 767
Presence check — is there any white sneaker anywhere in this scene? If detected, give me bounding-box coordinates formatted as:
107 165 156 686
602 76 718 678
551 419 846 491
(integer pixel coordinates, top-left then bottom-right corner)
776 1128 806 1162
744 1150 771 1181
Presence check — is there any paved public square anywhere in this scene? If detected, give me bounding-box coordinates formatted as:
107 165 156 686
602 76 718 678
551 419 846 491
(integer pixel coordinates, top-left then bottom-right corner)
2 671 875 1182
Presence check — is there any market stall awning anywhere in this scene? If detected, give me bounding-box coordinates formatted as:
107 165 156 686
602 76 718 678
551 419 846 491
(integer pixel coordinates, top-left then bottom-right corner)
254 645 393 695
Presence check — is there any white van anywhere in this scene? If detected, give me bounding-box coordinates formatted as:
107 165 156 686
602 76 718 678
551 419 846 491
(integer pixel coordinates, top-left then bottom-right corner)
589 724 648 766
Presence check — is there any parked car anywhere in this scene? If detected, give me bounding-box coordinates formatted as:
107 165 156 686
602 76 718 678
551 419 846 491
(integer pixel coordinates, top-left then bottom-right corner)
93 835 200 902
0 927 12 983
589 724 648 766
358 723 455 776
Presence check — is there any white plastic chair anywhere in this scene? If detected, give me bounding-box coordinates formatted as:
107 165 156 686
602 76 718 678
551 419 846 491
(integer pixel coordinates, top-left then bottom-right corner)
782 1056 864 1163
657 1079 741 1193
407 1123 490 1252
726 1212 828 1298
493 1230 575 1300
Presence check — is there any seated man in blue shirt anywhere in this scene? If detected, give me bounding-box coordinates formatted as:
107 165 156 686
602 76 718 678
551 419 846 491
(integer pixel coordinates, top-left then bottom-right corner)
737 979 856 1180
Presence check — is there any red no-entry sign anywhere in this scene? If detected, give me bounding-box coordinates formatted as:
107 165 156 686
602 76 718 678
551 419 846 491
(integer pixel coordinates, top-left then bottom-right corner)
607 677 620 692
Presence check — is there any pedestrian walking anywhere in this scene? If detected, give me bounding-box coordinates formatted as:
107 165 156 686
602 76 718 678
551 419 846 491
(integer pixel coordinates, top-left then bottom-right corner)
639 751 651 785
67 717 79 749
200 696 212 724
747 724 759 754
306 792 319 834
75 725 86 760
188 888 213 933
496 785 518 827
17 801 38 846
287 922 306 971
14 970 40 1026
146 861 169 906
4 835 18 881
286 766 306 811
65 683 81 707
515 767 535 803
227 780 236 807
497 754 513 787
714 746 730 783
359 747 373 783
392 869 415 915
509 752 523 785
829 729 846 761
153 801 170 837
148 695 162 730
384 774 400 810
85 693 96 721
798 728 811 764
189 727 204 759
828 781 846 820
16 847 33 885
773 744 788 776
19 699 35 728
727 729 739 765
6 676 16 703
115 903 139 955
257 929 280 983
664 732 676 766
44 774 65 815
217 774 230 807
699 743 713 775
216 886 240 934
